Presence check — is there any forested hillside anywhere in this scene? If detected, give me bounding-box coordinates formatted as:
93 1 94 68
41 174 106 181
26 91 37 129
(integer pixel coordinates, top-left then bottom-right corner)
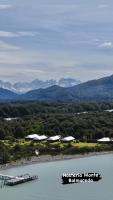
0 102 113 141
0 102 113 117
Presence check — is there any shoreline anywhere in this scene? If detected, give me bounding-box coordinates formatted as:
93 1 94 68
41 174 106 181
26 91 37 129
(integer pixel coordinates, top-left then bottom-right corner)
0 151 113 171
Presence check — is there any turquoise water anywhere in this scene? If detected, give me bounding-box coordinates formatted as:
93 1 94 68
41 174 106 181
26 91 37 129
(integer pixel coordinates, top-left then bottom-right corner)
0 154 113 200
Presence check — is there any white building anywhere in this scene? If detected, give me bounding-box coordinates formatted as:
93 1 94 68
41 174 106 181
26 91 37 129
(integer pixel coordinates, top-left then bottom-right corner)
4 117 18 121
97 137 111 143
61 136 75 142
104 109 113 113
33 135 47 141
25 134 39 140
47 135 61 142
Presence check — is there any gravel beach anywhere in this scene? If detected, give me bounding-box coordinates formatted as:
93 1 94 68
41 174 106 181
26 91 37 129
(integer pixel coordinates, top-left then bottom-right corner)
0 151 113 171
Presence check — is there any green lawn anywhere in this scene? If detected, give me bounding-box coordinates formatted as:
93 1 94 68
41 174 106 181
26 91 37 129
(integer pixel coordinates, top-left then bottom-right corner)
72 142 98 148
3 140 100 149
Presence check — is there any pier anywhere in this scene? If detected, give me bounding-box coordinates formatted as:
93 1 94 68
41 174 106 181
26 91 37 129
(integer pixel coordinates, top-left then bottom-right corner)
0 174 15 180
0 173 38 187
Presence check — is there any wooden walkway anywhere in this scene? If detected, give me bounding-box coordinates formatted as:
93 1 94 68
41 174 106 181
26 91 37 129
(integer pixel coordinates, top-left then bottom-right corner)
0 174 14 180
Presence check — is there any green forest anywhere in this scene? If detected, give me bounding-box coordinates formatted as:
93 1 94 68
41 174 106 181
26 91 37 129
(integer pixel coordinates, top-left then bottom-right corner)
0 101 113 117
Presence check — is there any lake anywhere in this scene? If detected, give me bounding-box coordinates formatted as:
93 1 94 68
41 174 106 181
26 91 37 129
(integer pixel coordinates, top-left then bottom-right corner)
0 154 113 200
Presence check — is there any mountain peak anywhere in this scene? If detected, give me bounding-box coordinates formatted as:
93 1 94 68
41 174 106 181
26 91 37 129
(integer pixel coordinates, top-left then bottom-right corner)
0 78 81 94
1 75 113 102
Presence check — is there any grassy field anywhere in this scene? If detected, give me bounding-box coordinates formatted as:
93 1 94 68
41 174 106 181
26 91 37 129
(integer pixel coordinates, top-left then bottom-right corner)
2 139 105 150
4 139 97 146
73 142 98 148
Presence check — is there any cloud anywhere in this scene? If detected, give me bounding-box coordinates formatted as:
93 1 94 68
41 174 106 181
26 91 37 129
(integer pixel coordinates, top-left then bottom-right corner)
0 31 18 37
0 4 12 10
1 48 113 82
18 32 36 37
98 4 109 8
0 0 113 82
0 41 20 51
98 42 113 49
0 50 39 65
0 31 35 38
0 49 80 71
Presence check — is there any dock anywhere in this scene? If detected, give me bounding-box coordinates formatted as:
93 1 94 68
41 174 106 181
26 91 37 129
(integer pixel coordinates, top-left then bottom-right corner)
0 174 15 180
0 173 38 186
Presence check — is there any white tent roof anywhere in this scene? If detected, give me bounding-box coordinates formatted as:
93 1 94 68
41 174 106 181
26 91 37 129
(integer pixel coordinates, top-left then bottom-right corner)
48 135 61 141
4 117 18 121
33 135 47 141
25 134 39 139
62 136 75 142
105 109 113 113
97 137 111 142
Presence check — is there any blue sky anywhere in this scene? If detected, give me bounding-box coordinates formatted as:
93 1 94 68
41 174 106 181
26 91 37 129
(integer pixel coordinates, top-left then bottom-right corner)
0 0 113 82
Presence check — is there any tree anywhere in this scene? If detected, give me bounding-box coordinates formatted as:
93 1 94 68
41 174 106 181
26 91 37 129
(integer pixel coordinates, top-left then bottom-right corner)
0 142 10 164
13 126 25 138
0 128 5 139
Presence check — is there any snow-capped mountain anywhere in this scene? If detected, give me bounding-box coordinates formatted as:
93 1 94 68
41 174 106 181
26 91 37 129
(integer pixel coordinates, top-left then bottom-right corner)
58 78 80 87
0 78 81 94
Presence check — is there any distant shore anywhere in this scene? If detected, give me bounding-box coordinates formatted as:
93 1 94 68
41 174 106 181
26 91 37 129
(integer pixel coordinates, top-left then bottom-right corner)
0 151 113 171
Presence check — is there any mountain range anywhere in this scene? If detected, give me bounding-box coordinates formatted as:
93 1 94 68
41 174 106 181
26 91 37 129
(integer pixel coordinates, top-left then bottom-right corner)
1 75 113 102
0 78 81 94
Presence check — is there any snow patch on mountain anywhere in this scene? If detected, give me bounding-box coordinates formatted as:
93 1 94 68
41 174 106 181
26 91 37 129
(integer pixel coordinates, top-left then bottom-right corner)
0 78 81 94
